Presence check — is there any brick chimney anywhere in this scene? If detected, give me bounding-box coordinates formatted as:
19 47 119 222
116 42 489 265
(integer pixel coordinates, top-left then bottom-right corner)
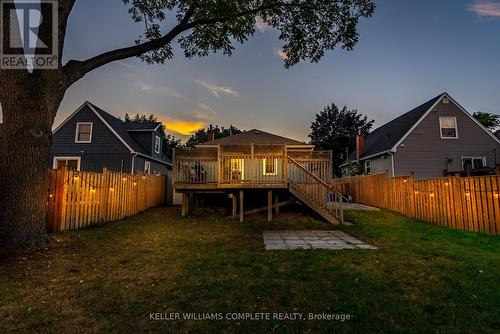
356 131 365 161
207 125 215 142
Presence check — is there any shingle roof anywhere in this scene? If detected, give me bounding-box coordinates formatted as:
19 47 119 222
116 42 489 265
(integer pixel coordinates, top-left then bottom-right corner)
495 129 500 139
87 102 170 164
125 122 160 130
347 93 444 162
198 129 310 146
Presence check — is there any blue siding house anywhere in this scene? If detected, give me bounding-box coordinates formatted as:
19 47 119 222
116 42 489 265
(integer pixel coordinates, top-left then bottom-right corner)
49 101 173 202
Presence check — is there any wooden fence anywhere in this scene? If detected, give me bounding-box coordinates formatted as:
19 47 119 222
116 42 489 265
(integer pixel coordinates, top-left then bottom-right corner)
332 173 500 235
46 168 166 232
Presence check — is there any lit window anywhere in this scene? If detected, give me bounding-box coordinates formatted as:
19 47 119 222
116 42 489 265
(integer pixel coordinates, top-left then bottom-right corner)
263 158 278 175
144 161 151 174
154 136 161 154
439 117 458 139
75 122 92 143
364 160 372 174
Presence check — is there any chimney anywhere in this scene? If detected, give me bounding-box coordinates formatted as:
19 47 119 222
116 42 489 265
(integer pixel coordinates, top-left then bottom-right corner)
356 131 365 162
207 125 215 142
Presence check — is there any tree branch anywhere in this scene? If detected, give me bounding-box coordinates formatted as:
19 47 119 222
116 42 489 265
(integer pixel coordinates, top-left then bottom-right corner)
62 1 321 84
58 0 77 62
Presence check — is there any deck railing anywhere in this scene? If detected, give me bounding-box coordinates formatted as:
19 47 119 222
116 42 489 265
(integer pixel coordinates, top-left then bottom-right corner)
173 146 332 187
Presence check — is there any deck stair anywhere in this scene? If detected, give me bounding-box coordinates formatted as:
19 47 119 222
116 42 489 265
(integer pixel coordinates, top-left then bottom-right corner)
287 156 344 224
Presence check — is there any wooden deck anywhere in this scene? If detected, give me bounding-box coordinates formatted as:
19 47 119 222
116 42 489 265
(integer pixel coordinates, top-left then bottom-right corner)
173 145 344 224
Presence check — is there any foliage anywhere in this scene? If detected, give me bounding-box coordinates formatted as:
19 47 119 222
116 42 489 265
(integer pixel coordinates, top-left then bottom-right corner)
163 134 184 158
343 161 362 176
1 207 499 332
185 125 243 147
124 113 158 123
309 103 374 176
473 111 500 131
121 0 376 68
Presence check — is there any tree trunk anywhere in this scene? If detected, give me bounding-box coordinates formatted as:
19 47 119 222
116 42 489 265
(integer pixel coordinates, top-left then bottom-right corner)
0 78 63 248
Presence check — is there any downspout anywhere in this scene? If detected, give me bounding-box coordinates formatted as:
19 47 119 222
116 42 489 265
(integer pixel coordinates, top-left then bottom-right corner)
390 152 395 177
131 153 138 175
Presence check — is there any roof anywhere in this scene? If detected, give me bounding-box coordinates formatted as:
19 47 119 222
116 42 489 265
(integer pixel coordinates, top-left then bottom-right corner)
198 129 311 146
495 129 500 139
345 93 443 162
125 122 161 130
53 102 171 165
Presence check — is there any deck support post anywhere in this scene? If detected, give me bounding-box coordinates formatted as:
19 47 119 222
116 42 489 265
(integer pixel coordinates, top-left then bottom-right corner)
181 192 189 217
231 193 237 218
268 190 272 222
239 190 244 223
275 193 280 216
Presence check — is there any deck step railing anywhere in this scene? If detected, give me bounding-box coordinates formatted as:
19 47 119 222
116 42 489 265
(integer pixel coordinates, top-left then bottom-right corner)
287 156 343 224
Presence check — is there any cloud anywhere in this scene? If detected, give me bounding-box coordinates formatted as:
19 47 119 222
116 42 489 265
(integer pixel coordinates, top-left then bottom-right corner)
164 119 205 136
192 102 216 120
192 79 240 98
135 81 181 98
468 1 500 17
274 47 288 61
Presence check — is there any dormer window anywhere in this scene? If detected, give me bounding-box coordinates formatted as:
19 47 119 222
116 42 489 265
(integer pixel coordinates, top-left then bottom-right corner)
75 122 93 143
439 117 458 139
154 135 161 154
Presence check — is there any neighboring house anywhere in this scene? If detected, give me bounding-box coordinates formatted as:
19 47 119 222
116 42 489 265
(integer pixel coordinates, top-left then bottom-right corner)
173 129 344 224
49 101 173 203
341 93 500 179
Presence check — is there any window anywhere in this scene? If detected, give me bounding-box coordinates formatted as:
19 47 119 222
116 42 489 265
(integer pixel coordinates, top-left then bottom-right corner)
154 136 161 154
229 159 244 181
364 160 372 174
144 161 151 174
75 122 93 143
263 158 278 175
461 156 486 171
53 157 80 171
439 117 458 139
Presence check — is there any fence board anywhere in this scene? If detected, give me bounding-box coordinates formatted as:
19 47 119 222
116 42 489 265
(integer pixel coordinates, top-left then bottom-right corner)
46 168 166 232
333 173 500 235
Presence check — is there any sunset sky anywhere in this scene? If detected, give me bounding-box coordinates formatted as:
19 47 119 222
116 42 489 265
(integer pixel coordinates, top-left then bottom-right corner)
48 0 500 141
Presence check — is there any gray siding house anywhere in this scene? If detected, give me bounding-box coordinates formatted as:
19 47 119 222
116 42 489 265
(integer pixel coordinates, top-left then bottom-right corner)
341 93 500 179
49 102 173 202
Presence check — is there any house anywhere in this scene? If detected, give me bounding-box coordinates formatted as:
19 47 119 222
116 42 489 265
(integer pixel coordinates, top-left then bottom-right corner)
341 93 500 179
49 101 173 203
173 129 344 224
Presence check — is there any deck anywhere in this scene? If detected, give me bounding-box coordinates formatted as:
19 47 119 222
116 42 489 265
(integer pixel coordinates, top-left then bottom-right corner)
173 144 344 225
173 144 332 190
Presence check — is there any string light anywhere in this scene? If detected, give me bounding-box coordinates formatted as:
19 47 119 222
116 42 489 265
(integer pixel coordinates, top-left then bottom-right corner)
133 182 137 186
91 188 96 193
122 177 127 182
74 175 79 180
494 192 499 199
444 181 449 186
403 179 407 183
49 194 53 198
429 192 434 197
414 191 419 194
142 176 146 180
465 191 470 197
109 187 114 191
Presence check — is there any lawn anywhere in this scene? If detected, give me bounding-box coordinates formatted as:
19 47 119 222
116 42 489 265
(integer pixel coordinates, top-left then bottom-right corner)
0 205 499 333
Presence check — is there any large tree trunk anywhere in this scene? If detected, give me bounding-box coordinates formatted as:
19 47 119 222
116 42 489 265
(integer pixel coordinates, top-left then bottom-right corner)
0 76 64 248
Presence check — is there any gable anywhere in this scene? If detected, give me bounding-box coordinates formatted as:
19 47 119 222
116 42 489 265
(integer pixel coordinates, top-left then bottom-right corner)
397 97 500 151
51 104 131 154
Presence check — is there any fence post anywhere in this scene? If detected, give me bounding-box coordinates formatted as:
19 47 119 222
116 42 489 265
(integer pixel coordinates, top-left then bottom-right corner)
53 167 66 232
99 168 109 222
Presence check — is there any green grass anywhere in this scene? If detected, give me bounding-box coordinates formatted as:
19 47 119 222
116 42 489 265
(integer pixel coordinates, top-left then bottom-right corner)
1 206 499 333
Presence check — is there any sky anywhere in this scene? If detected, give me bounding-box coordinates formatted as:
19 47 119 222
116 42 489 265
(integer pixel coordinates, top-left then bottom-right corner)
25 0 500 141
